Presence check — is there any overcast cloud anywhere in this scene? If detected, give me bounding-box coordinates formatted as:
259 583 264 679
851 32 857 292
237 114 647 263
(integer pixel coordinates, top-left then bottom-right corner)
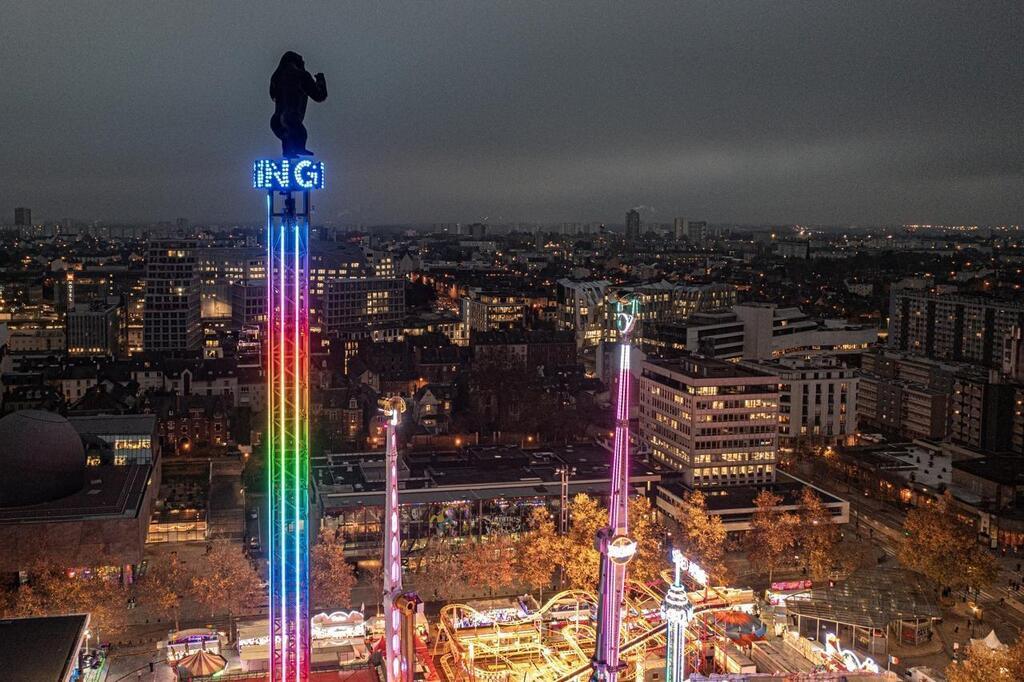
1 1 1021 225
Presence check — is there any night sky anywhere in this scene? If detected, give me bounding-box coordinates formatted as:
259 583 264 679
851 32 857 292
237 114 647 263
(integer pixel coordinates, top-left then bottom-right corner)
1 2 1021 225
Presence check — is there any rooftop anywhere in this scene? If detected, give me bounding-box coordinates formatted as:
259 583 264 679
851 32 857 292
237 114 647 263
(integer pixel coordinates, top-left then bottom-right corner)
953 456 1024 486
0 614 88 682
0 462 150 523
314 444 662 508
644 355 776 381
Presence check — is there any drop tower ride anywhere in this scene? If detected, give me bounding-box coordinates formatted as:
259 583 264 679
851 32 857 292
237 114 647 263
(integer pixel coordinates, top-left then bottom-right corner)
254 157 325 681
590 296 640 682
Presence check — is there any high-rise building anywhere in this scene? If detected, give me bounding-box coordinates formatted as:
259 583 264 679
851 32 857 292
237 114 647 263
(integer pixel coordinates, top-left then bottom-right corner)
639 355 780 488
14 207 31 227
889 289 1024 367
67 301 121 357
143 238 201 352
625 209 641 240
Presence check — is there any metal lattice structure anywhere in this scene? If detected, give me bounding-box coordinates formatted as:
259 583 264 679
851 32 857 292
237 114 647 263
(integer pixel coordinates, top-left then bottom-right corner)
590 296 640 682
256 161 317 682
381 397 419 682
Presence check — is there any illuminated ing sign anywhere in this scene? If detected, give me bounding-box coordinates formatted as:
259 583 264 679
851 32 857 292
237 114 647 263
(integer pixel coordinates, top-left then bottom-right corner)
253 158 325 191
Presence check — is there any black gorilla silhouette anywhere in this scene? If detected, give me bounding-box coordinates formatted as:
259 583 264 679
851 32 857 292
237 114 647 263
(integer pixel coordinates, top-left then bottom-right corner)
270 51 328 157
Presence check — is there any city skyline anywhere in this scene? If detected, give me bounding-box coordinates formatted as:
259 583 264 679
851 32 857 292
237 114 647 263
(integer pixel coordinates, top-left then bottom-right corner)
2 2 1021 225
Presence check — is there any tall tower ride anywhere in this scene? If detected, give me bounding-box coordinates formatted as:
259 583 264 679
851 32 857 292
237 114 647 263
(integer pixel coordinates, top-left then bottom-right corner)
254 157 325 682
662 550 695 682
590 296 640 682
381 397 420 682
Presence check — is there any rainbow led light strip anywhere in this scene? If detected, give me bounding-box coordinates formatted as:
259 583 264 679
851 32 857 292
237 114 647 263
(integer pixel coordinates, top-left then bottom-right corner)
255 158 317 682
590 296 640 682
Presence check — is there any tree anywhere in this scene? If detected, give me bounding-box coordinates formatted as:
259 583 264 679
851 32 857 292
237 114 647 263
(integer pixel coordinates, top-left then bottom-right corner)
311 528 357 609
947 639 1024 682
189 542 263 628
797 488 839 580
462 534 515 595
516 507 560 599
1 566 130 636
560 494 605 589
745 489 798 585
628 496 668 586
899 491 998 591
145 551 190 631
3 584 45 618
677 490 728 584
559 494 667 590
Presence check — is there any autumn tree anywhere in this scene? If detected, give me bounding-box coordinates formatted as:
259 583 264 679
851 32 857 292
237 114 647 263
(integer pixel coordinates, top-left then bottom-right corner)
745 489 798 585
462 534 515 595
797 488 839 580
0 566 129 636
561 494 605 589
899 491 998 591
515 507 560 599
628 496 668 586
145 551 190 630
677 490 727 584
559 494 667 590
311 528 357 609
190 542 263 627
947 638 1024 682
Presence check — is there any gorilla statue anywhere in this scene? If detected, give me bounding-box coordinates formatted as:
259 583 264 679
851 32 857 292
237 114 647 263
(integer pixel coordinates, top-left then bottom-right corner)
270 51 328 157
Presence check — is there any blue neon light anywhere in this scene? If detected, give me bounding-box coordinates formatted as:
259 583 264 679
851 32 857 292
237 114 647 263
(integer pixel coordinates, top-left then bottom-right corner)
253 158 325 191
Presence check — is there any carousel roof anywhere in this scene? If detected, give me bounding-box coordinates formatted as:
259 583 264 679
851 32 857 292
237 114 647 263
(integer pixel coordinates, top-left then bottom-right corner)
176 650 227 677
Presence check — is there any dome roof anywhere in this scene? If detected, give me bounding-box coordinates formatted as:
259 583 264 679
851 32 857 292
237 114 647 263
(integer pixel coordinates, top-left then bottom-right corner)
0 410 86 508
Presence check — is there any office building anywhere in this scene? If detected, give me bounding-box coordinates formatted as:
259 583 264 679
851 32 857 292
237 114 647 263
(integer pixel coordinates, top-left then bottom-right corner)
734 304 877 360
143 238 201 352
889 289 1024 367
743 357 857 448
230 281 267 327
461 291 528 332
556 279 611 349
639 355 779 488
323 277 405 335
66 300 121 357
634 311 747 360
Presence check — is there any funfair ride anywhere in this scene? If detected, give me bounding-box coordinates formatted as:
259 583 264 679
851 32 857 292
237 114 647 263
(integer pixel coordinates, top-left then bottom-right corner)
662 551 695 682
590 296 640 682
254 157 326 681
381 397 421 682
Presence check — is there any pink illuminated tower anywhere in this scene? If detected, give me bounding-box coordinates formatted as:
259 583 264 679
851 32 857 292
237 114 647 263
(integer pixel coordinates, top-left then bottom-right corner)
590 296 640 682
380 397 419 682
